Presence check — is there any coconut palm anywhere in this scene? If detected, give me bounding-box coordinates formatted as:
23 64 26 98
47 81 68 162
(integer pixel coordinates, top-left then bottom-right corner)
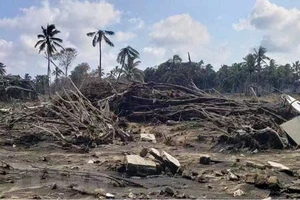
117 46 140 79
0 62 6 77
243 54 256 76
87 29 114 78
52 66 64 82
34 24 63 83
120 57 144 82
253 46 269 72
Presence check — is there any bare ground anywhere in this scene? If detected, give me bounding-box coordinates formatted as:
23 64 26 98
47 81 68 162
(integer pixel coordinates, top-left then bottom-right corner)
0 121 299 199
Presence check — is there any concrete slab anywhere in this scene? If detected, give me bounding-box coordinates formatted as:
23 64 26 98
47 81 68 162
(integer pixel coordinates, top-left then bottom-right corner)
140 134 156 143
280 116 300 145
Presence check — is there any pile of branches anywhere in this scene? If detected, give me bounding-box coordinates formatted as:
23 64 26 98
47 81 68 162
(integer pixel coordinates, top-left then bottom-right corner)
95 81 292 150
0 80 131 150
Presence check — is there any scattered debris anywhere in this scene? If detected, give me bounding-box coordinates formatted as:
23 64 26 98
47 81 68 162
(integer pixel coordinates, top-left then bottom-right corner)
227 171 239 181
105 193 115 199
282 94 300 113
162 151 181 174
233 189 244 197
125 155 158 176
140 133 156 143
140 148 148 157
199 155 211 165
128 192 136 198
164 186 176 196
280 117 300 145
245 173 257 184
267 161 289 170
245 161 266 169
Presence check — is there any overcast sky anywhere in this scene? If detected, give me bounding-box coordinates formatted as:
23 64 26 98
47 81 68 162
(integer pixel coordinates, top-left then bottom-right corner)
1 0 300 77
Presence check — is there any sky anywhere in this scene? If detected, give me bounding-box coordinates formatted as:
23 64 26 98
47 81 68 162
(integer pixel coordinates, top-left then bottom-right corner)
1 0 300 77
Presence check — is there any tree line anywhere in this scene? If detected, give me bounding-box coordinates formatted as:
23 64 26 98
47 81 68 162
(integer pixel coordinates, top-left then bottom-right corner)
1 23 300 96
144 47 300 94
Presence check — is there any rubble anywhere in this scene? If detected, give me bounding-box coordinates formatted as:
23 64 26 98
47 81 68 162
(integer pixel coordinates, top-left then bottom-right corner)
199 155 211 165
164 186 176 196
105 193 115 199
245 161 266 169
125 155 158 176
233 189 244 197
162 151 181 174
280 117 300 146
140 133 156 143
267 161 289 170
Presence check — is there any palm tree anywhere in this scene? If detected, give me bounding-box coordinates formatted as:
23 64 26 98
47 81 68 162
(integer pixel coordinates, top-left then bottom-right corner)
293 61 300 73
52 66 64 82
34 24 63 83
120 57 144 82
0 62 6 78
243 54 256 76
87 29 115 78
253 46 269 73
117 46 140 79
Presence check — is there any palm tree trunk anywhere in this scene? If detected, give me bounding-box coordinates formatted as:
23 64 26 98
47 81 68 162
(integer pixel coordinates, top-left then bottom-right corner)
65 66 68 77
47 54 51 97
99 40 102 79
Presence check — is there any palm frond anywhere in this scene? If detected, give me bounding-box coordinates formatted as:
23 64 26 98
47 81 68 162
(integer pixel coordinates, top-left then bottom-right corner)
53 41 64 50
47 24 56 32
105 30 115 35
92 34 99 47
38 42 46 53
103 35 114 47
34 40 45 48
51 29 61 36
37 34 45 39
87 31 96 37
51 37 63 43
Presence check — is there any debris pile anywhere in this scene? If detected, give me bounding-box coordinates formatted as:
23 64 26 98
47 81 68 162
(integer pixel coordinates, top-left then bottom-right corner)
0 80 131 150
94 81 293 150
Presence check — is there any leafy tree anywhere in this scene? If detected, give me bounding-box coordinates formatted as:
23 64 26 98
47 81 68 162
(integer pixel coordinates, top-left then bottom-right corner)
87 29 114 78
70 63 90 87
117 46 140 79
53 47 77 77
34 24 63 84
34 75 49 94
0 62 6 77
120 57 144 82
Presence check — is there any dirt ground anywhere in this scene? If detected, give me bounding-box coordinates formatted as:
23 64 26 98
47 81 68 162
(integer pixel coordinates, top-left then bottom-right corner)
0 120 299 199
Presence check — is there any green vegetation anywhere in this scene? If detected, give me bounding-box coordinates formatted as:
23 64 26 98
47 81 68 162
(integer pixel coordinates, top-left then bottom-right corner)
1 23 300 99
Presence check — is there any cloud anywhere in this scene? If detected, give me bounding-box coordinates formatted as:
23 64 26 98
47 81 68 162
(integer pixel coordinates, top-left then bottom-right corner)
217 16 223 20
0 39 13 60
115 31 137 42
143 47 166 58
0 0 123 75
128 17 145 29
233 0 300 53
146 13 230 69
150 13 209 47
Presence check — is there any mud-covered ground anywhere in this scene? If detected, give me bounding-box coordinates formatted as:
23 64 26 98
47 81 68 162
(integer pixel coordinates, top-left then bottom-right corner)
0 121 299 199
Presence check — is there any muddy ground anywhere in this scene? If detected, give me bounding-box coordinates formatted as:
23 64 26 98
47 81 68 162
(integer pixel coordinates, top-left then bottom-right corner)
0 120 299 199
